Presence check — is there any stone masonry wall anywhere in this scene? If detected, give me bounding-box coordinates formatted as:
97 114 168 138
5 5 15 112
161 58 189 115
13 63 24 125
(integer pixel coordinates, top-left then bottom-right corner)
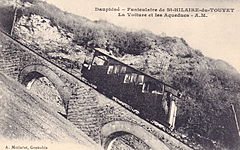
0 31 195 150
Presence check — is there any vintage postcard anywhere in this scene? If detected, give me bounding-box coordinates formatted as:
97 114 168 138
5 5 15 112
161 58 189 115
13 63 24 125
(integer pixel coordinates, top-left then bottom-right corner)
0 0 239 150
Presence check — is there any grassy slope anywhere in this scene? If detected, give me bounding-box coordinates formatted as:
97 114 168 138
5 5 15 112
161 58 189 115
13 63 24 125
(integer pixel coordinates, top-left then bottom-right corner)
1 0 240 149
0 72 101 150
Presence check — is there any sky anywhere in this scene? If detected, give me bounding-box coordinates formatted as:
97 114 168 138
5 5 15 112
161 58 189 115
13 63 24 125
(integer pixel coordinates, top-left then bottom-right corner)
44 0 240 72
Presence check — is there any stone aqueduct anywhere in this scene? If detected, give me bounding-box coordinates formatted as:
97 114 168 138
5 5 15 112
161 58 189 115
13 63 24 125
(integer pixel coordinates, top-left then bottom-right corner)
0 31 193 150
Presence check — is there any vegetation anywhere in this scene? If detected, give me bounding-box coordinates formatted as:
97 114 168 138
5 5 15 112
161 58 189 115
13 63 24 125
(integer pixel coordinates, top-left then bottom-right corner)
19 0 202 56
174 66 240 149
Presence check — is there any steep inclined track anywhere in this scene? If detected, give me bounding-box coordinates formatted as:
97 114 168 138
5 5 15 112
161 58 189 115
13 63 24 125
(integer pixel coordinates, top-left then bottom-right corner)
0 29 196 150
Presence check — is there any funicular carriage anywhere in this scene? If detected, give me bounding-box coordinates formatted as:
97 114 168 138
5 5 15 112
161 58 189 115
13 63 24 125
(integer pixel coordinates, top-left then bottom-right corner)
81 48 181 130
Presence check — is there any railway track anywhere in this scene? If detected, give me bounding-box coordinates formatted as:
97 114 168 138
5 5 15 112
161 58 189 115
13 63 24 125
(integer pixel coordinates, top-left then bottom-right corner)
0 29 201 150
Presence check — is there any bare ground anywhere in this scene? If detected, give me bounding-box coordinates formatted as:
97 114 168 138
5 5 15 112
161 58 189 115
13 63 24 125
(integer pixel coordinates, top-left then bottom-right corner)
0 72 102 150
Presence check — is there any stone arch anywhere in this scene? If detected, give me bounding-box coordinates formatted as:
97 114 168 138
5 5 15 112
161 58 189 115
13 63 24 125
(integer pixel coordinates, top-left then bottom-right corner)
101 121 170 150
18 64 70 113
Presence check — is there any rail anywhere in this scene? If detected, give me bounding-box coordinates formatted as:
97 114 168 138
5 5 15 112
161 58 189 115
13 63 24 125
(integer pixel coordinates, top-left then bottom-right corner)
0 29 197 149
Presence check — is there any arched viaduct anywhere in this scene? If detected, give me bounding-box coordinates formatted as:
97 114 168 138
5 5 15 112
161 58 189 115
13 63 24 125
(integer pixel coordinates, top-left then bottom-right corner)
101 121 170 150
18 64 70 112
0 30 194 150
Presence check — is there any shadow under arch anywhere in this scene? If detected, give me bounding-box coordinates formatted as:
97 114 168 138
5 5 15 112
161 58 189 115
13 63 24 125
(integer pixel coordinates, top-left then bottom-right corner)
18 64 70 114
101 121 170 150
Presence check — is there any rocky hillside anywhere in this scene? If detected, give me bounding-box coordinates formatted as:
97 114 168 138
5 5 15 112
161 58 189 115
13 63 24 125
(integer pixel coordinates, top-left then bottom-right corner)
1 0 240 149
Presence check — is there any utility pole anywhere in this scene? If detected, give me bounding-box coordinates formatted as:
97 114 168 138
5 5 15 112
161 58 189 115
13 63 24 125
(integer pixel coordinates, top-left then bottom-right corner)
10 0 20 36
231 104 240 137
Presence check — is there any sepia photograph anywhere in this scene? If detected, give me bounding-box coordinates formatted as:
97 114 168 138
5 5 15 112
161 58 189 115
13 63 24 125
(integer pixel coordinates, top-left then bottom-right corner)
0 0 239 150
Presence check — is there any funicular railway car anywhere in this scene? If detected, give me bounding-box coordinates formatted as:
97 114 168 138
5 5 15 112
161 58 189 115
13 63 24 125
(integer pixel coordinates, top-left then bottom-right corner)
81 48 182 130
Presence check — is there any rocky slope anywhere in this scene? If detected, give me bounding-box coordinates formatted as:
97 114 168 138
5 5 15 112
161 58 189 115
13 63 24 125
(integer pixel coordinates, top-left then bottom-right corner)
1 0 240 149
0 72 102 150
